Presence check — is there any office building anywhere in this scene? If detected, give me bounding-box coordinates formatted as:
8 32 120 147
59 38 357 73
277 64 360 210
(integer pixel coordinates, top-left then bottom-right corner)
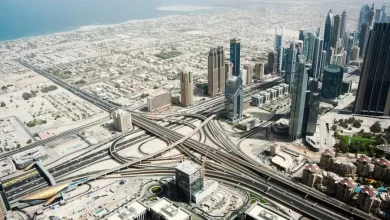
376 9 382 22
225 61 233 79
244 65 253 85
267 51 277 74
319 50 327 79
225 76 244 121
359 22 370 57
230 38 241 76
175 160 203 202
352 46 360 60
345 36 354 64
312 37 323 79
289 63 308 140
368 3 376 28
321 65 343 100
150 198 191 220
254 63 264 79
113 109 132 132
180 68 193 106
356 185 382 213
107 201 147 220
245 202 293 220
307 32 316 62
324 10 334 53
275 27 284 73
354 22 390 116
299 30 308 57
147 91 171 112
284 42 296 86
305 99 319 136
356 155 371 177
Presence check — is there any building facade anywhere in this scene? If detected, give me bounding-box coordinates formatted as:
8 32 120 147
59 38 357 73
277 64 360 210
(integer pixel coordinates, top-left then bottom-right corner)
324 10 334 55
254 63 264 79
275 28 284 73
267 51 277 75
208 48 219 97
321 65 343 99
359 22 370 57
354 22 390 116
175 161 203 202
285 42 296 86
147 92 171 112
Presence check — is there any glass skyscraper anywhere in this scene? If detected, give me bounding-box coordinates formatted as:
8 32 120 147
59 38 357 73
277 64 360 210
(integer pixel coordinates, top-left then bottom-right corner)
321 65 343 99
275 28 284 74
225 76 244 121
289 63 308 140
354 22 390 116
323 10 334 55
285 42 296 87
299 30 308 58
230 38 241 76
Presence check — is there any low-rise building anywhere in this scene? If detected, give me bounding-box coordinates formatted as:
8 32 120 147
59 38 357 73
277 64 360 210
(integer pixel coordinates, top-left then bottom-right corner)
357 185 381 213
301 164 322 187
0 159 16 178
149 198 191 220
319 149 335 169
12 146 48 169
335 177 356 203
356 155 371 177
113 109 132 132
192 179 219 204
147 91 171 112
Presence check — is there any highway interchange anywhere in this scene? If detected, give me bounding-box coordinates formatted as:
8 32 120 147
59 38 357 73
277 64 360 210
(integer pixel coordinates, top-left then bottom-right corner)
0 61 379 220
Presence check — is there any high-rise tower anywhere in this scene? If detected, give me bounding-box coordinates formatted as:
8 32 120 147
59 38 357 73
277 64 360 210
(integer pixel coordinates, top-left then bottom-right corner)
346 36 354 64
312 37 323 79
285 41 297 86
358 4 371 31
208 48 218 97
307 32 316 62
230 38 241 76
340 10 347 45
359 23 370 57
354 22 390 116
299 30 308 58
321 65 343 100
332 15 341 51
368 3 376 28
382 4 388 22
217 46 226 94
275 27 284 73
324 10 334 55
289 63 308 140
180 68 193 106
225 76 244 121
268 51 277 74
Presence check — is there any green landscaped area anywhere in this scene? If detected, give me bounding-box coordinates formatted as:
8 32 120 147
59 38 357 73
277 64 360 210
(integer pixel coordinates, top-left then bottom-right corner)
249 194 267 204
342 135 377 146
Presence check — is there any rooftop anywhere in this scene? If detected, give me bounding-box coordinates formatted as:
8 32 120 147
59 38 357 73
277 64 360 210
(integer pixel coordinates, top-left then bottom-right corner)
303 163 320 173
322 149 335 157
359 185 377 198
176 160 201 175
339 177 357 188
107 201 147 220
150 198 190 220
245 202 292 220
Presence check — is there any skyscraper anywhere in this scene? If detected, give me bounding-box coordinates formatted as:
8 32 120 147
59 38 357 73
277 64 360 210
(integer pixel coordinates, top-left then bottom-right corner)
312 37 323 79
368 3 376 28
358 4 371 31
376 9 382 22
275 27 284 73
299 30 309 57
352 46 360 61
307 32 316 62
208 48 218 97
382 4 388 22
225 61 233 80
230 38 241 76
319 50 327 79
217 46 226 94
180 68 193 106
340 10 347 45
268 51 277 74
285 42 297 86
321 65 343 100
306 99 320 136
359 23 370 57
354 22 390 116
324 10 334 54
346 36 354 64
225 76 244 121
244 65 253 85
332 15 341 51
289 63 308 140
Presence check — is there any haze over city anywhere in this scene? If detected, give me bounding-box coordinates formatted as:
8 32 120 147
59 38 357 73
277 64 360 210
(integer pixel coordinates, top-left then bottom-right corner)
0 0 390 220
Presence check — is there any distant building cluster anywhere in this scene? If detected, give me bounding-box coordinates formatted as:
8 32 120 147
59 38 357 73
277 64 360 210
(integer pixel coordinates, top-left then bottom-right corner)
251 83 289 107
